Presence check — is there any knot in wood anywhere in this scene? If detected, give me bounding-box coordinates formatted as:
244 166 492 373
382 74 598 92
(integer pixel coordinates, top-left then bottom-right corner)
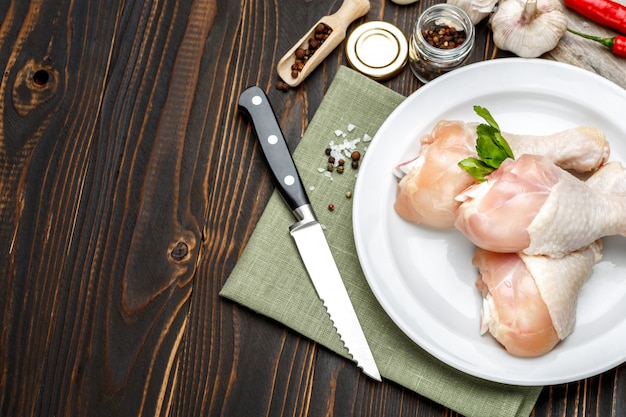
12 60 58 116
171 241 189 261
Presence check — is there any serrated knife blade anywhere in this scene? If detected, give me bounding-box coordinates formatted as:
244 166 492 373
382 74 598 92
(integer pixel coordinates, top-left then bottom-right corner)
238 86 380 382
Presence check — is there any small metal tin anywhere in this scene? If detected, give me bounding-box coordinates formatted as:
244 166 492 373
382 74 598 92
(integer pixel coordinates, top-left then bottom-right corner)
345 21 408 80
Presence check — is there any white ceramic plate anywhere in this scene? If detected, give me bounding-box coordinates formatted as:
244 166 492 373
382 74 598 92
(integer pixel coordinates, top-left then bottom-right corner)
353 58 626 385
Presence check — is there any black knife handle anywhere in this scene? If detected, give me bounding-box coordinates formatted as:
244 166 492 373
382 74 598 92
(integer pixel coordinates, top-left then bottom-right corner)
238 86 311 214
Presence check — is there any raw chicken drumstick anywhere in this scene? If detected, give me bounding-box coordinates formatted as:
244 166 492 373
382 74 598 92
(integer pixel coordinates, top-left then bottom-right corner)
471 160 626 357
473 241 602 357
394 120 609 228
455 153 626 257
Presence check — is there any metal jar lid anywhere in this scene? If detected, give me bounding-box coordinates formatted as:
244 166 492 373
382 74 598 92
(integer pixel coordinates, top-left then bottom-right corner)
345 21 408 80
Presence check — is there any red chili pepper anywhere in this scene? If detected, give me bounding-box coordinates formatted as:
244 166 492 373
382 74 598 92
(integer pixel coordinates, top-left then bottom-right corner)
567 28 626 57
563 0 626 35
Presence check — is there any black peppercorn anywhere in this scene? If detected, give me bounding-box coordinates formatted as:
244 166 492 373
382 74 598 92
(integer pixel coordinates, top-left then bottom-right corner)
275 80 289 91
295 48 306 59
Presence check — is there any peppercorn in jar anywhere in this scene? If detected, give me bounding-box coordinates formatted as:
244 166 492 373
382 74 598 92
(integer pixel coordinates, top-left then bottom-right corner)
408 4 475 83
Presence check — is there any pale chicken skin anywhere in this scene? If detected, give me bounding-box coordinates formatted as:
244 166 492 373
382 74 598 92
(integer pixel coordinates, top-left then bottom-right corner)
474 241 602 357
585 160 626 192
394 121 609 228
394 121 476 228
474 249 559 357
455 153 626 257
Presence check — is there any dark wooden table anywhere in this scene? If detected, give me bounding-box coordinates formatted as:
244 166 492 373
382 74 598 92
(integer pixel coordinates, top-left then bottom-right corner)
1 0 625 416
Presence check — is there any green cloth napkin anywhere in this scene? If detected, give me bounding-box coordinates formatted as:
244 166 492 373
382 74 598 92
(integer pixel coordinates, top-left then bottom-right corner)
220 66 541 417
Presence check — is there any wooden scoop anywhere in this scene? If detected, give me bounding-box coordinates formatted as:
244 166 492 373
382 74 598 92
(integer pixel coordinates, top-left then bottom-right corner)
276 0 370 87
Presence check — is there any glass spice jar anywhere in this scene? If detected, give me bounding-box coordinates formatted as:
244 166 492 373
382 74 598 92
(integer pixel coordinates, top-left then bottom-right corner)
408 4 475 83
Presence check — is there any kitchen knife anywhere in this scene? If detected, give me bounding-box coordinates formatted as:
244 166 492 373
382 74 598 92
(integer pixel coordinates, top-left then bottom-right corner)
238 86 381 382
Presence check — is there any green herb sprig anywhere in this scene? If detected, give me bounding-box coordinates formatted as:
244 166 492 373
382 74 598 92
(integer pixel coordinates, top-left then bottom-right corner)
458 106 515 182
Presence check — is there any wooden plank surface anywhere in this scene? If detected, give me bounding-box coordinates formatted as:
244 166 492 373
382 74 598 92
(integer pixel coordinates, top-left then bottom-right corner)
0 0 624 416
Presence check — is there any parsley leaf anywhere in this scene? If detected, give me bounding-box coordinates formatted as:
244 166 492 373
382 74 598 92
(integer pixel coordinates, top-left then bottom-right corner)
458 157 494 182
458 106 514 181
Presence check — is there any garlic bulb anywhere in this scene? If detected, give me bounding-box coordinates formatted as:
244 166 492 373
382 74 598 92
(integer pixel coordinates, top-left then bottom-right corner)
447 0 498 24
490 0 567 58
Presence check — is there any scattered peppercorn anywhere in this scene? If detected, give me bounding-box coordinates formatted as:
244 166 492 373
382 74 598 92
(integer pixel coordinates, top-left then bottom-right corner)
328 203 335 211
337 166 344 174
290 23 333 79
351 160 359 169
327 162 334 172
422 25 466 49
345 191 353 199
325 148 332 156
338 159 345 166
275 80 289 91
328 156 335 164
350 150 361 161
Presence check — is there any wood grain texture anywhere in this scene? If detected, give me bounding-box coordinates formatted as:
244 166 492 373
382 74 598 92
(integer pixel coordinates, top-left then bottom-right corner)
0 0 624 416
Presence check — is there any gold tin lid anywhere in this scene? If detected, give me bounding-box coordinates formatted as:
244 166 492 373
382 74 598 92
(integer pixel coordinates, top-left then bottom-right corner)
345 21 408 80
